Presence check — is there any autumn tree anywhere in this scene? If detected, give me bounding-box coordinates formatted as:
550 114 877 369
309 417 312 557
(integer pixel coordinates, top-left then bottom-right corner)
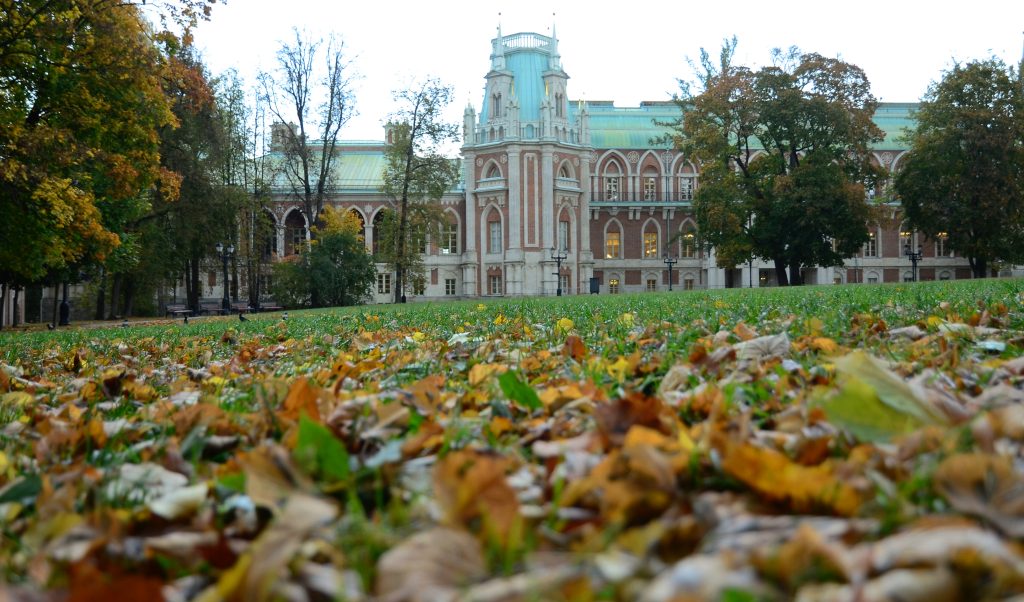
378 79 461 303
895 58 1024 278
0 0 188 287
258 29 355 229
667 39 884 285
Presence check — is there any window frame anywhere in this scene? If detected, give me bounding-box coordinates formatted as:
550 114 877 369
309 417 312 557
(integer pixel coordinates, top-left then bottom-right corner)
605 230 621 259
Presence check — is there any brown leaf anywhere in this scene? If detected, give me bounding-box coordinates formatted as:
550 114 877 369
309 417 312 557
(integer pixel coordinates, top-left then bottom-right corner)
375 527 486 602
433 450 521 544
934 454 1024 537
563 335 587 361
280 377 320 422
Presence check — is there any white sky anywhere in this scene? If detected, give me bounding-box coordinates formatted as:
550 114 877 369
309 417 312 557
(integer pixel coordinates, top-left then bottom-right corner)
192 0 1024 141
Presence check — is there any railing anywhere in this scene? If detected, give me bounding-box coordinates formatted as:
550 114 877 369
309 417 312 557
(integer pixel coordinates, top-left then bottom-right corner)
502 32 550 49
591 193 694 203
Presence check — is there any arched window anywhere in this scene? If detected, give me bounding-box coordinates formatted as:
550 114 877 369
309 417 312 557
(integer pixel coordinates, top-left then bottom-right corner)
441 217 459 255
603 161 622 201
555 93 564 118
486 210 502 254
643 168 658 200
491 93 502 118
348 209 365 243
372 209 391 256
485 164 501 179
863 229 878 257
643 222 659 258
605 223 621 259
678 163 697 201
558 216 570 252
284 210 307 256
680 223 697 258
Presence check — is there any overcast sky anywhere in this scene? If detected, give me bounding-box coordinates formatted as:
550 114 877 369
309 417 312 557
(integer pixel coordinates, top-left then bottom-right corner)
191 0 1024 141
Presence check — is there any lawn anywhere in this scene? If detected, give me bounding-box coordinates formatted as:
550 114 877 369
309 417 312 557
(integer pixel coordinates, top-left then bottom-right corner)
2 279 1024 601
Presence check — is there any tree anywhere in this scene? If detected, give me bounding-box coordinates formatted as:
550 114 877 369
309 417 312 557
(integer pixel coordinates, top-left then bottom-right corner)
378 78 461 303
667 39 883 285
895 58 1024 278
0 0 185 284
258 29 355 229
270 206 374 308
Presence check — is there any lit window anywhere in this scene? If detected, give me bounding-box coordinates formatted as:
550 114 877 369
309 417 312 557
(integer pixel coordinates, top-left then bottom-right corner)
558 221 569 252
863 231 877 257
488 274 502 295
609 278 620 294
441 222 458 254
899 228 912 253
643 177 656 200
646 278 657 292
681 230 696 258
445 278 457 295
377 273 391 294
488 220 502 254
935 232 948 257
643 231 659 258
605 231 620 259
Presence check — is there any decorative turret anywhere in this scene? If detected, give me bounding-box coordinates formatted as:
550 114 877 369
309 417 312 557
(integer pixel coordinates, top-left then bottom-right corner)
491 22 506 71
549 18 561 71
463 102 476 145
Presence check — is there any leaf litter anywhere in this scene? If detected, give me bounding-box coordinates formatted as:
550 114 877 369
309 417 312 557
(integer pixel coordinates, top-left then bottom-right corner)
0 280 1024 600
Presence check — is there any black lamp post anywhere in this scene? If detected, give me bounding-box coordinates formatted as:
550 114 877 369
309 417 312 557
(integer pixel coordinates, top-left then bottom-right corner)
215 242 234 313
663 253 677 291
904 242 923 282
551 246 568 296
58 281 70 326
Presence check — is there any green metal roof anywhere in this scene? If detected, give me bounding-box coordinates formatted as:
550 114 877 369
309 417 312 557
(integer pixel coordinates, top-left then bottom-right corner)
569 101 915 151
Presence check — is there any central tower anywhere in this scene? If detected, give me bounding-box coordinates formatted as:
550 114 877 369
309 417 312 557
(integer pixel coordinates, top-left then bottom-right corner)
460 25 594 297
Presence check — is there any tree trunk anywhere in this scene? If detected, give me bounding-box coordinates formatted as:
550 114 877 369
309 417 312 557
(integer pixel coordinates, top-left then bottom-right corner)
107 274 122 319
788 263 803 286
94 268 106 320
188 253 201 312
773 257 790 286
52 284 60 326
12 287 19 327
970 257 987 279
122 276 135 317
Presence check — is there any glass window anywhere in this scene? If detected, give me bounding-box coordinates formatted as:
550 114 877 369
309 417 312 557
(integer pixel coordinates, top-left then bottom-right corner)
863 232 877 257
377 273 391 294
935 232 948 257
488 220 502 254
609 278 620 294
684 278 694 290
681 230 696 258
488 274 502 295
445 278 456 295
605 230 620 259
643 177 656 200
680 177 694 201
867 276 878 284
441 222 458 254
559 274 570 294
646 278 657 292
604 177 619 201
558 221 569 252
643 231 658 258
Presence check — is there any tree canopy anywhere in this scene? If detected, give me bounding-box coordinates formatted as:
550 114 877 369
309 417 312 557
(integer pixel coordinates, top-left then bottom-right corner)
894 58 1024 278
378 78 461 303
667 39 884 285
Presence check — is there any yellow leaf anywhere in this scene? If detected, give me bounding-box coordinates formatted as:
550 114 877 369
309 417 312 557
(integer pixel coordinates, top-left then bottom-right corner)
411 331 426 342
619 312 635 328
1 392 32 407
556 317 574 334
806 317 825 335
468 363 505 387
811 337 839 354
493 314 506 325
607 356 632 383
927 315 944 328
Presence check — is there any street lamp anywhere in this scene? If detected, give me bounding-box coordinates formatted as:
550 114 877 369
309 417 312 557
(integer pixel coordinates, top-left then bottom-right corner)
215 242 235 313
904 242 923 282
663 253 677 291
551 246 568 296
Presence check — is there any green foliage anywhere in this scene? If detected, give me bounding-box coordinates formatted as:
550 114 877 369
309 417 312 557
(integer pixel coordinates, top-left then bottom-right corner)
271 230 375 308
669 40 883 285
497 370 542 411
895 57 1024 278
378 78 461 302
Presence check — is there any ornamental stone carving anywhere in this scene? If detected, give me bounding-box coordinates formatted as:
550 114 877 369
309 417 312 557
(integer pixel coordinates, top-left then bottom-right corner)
500 154 508 164
475 158 483 167
626 151 640 164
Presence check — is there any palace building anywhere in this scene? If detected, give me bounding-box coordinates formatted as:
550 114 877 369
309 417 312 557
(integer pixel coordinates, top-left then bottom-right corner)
260 27 989 305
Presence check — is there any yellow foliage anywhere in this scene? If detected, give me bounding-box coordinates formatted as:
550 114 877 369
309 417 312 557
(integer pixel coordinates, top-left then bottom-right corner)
314 206 364 240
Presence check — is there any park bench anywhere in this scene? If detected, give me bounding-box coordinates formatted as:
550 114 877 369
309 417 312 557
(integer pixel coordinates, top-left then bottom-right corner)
258 300 283 312
199 302 224 316
165 304 193 318
231 302 253 314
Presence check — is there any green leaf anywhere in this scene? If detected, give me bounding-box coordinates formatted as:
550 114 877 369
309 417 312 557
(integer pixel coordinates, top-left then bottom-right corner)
498 370 542 411
295 414 350 483
816 350 948 442
0 474 42 505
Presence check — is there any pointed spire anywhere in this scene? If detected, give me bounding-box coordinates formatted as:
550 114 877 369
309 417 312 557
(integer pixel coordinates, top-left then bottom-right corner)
549 12 561 70
491 14 505 70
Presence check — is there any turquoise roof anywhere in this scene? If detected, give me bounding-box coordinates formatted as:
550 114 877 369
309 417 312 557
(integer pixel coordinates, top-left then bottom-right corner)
569 101 915 151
